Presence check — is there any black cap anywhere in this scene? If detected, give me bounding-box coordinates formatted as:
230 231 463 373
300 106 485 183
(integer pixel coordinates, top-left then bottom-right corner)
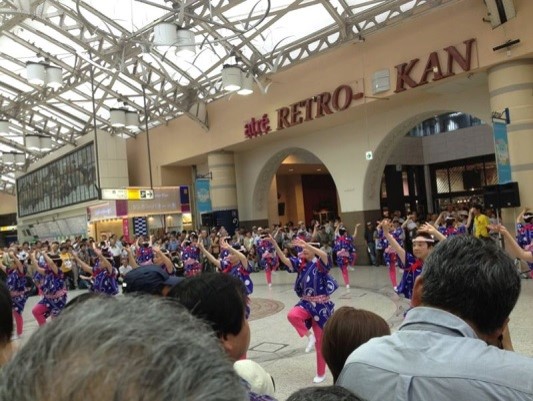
123 265 183 295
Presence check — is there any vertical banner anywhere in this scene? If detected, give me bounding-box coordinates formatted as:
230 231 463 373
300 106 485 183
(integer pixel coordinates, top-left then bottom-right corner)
122 218 130 243
493 121 512 184
180 186 190 213
195 179 212 214
133 217 148 237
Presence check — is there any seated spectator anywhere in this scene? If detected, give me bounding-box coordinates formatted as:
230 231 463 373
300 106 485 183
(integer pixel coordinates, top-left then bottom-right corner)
338 235 533 400
322 306 390 383
122 265 182 296
234 359 275 398
0 296 246 401
287 386 361 401
169 273 276 400
0 281 14 366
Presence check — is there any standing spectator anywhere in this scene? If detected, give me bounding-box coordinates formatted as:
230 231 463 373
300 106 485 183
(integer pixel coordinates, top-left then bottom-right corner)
364 222 377 266
467 204 490 239
374 223 384 266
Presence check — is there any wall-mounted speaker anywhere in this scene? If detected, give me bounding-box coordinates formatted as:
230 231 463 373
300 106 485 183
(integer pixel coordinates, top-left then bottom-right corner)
484 0 516 28
483 182 520 209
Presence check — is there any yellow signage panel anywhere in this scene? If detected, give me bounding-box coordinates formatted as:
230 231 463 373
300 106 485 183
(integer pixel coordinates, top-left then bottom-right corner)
101 188 154 201
0 225 16 232
127 189 154 200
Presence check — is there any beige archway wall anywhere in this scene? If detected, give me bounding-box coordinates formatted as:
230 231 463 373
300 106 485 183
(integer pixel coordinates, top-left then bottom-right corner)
236 81 491 222
126 0 533 223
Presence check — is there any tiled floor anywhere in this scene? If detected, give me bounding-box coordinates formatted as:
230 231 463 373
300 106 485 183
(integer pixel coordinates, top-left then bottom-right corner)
14 265 533 401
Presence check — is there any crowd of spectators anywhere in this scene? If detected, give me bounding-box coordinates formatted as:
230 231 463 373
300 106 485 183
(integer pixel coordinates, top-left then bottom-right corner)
0 202 532 400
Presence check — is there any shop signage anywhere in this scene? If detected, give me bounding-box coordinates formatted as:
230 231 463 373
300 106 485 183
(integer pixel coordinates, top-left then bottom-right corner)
0 225 16 232
276 84 363 131
102 188 154 201
243 83 364 138
128 187 180 216
394 38 476 93
87 201 127 222
244 114 271 138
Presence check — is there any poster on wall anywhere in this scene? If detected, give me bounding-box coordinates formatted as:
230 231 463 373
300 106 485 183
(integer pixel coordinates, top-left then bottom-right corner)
17 143 98 217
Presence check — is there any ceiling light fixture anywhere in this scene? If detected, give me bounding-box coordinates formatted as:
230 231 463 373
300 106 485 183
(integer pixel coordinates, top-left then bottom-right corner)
2 152 16 165
0 120 9 135
175 28 196 57
109 102 139 135
26 134 53 152
221 65 243 91
237 72 254 96
25 61 63 89
109 107 127 128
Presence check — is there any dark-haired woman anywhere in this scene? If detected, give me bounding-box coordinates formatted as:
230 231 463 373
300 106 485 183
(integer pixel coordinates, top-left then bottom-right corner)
380 221 445 300
73 248 118 296
198 238 253 299
5 250 27 338
322 306 390 383
181 233 203 277
332 224 359 289
30 251 67 325
256 234 279 288
515 208 533 278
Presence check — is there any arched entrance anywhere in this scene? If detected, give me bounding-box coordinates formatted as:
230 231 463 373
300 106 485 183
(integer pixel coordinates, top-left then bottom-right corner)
363 110 495 216
252 147 340 228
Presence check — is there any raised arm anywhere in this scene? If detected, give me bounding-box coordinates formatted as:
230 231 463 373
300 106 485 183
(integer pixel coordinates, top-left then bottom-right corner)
380 220 406 265
353 223 361 240
268 235 292 269
43 253 59 275
294 238 328 266
8 250 23 273
72 252 93 274
220 238 247 267
125 246 139 269
466 208 474 230
29 251 45 275
311 221 320 241
491 224 533 262
434 212 445 228
418 223 447 242
153 246 173 274
94 248 114 274
198 241 221 268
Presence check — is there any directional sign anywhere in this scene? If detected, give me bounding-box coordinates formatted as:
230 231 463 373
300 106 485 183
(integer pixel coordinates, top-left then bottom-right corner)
102 188 154 201
135 189 154 200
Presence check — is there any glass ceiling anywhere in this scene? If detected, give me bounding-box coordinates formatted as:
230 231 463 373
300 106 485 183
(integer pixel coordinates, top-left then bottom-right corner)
0 0 457 195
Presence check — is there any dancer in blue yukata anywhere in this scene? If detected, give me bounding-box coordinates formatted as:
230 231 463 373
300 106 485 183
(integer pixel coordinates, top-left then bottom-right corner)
379 220 444 300
270 236 338 384
30 251 67 326
73 248 119 296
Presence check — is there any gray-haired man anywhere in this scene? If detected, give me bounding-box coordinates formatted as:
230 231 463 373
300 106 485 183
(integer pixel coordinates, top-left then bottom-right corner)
338 235 533 400
0 296 246 401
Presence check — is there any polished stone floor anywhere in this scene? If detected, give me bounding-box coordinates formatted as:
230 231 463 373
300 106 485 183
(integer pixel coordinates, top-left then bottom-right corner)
13 265 533 400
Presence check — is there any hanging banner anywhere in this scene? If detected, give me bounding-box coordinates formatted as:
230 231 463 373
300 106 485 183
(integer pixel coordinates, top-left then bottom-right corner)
195 179 212 214
180 186 190 213
493 121 512 184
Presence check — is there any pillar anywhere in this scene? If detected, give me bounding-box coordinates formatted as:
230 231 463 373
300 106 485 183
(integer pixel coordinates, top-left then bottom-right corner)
207 152 239 234
208 151 237 211
488 59 533 222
